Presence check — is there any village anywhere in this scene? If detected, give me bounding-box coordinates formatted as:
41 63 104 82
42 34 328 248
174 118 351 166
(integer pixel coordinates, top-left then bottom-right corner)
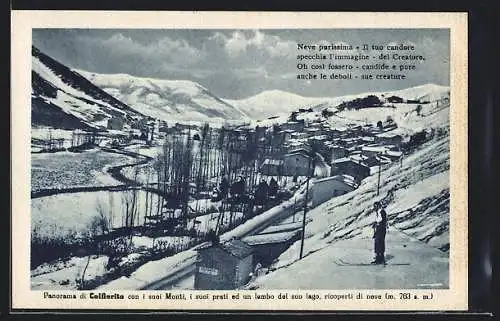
24 26 454 297
30 81 450 291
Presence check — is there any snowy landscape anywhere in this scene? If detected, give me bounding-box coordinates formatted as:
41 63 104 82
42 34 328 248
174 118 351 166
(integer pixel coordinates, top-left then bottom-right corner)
30 37 451 292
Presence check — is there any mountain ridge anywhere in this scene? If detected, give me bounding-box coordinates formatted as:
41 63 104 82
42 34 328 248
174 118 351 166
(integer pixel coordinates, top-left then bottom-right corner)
225 83 450 121
75 70 249 125
31 46 146 130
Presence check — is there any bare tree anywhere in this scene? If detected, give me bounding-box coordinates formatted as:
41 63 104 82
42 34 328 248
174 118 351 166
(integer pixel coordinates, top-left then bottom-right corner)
80 201 110 290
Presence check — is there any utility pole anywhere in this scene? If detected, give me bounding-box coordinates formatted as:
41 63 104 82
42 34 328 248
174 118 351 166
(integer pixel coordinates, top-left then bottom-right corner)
293 196 297 223
299 154 312 260
377 161 381 196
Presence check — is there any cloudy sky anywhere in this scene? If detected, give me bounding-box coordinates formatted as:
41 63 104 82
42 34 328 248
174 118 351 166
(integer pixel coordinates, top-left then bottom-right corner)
33 29 449 99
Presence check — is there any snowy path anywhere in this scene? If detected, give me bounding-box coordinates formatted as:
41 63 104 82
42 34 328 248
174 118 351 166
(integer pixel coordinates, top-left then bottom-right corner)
249 228 448 289
31 146 154 198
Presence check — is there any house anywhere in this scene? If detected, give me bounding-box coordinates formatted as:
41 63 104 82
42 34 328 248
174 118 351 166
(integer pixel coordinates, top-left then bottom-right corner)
107 117 125 130
281 121 305 132
282 149 313 177
259 159 283 176
175 123 199 131
383 150 403 162
361 136 375 143
290 132 308 140
331 158 371 182
304 127 321 137
338 137 359 149
280 129 294 141
311 175 358 207
375 132 403 146
361 145 388 158
359 155 391 174
349 124 363 134
284 139 308 153
309 135 329 143
158 122 169 132
241 230 301 266
331 145 348 160
255 126 267 139
330 127 349 138
194 239 254 290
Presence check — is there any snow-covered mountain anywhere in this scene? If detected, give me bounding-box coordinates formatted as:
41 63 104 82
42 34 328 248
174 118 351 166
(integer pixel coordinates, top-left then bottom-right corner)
389 83 450 102
224 90 337 120
327 83 451 133
31 46 145 130
234 84 450 136
225 84 450 122
76 70 249 125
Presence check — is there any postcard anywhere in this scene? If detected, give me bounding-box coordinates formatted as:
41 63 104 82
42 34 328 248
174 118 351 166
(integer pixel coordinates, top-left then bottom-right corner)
11 10 468 311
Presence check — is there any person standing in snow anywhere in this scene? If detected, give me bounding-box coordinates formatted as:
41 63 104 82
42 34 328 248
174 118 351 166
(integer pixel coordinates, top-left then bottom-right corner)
268 177 279 197
372 201 387 264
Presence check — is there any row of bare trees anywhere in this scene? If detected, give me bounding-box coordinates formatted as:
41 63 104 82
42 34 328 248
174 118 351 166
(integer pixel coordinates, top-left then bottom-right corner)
76 123 291 288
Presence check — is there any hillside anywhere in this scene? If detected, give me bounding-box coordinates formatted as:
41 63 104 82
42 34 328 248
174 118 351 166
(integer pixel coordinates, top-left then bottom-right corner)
243 84 450 133
248 134 451 289
31 46 145 130
76 70 249 125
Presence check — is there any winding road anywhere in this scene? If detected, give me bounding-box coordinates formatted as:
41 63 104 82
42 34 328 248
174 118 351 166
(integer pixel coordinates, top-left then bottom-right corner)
31 144 160 199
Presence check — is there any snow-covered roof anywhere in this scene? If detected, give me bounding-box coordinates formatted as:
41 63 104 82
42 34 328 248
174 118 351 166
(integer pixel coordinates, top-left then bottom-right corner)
376 131 403 138
331 157 351 164
350 154 369 162
340 137 358 142
262 159 283 166
314 174 357 188
362 156 381 167
205 239 253 258
242 230 300 246
377 155 392 163
285 148 312 158
362 146 388 153
311 135 329 140
386 150 403 157
259 221 304 235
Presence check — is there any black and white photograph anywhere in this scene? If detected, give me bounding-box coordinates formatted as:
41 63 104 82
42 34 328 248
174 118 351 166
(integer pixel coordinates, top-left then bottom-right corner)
28 27 453 292
10 11 469 311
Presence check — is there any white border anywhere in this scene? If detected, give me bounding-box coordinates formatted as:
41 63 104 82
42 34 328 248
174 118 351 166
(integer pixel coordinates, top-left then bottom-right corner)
11 11 468 311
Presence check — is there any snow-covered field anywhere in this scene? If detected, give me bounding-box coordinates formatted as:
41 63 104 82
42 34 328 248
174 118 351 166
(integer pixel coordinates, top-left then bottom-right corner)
31 190 162 240
247 135 450 289
31 149 137 192
333 100 449 134
31 234 192 290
